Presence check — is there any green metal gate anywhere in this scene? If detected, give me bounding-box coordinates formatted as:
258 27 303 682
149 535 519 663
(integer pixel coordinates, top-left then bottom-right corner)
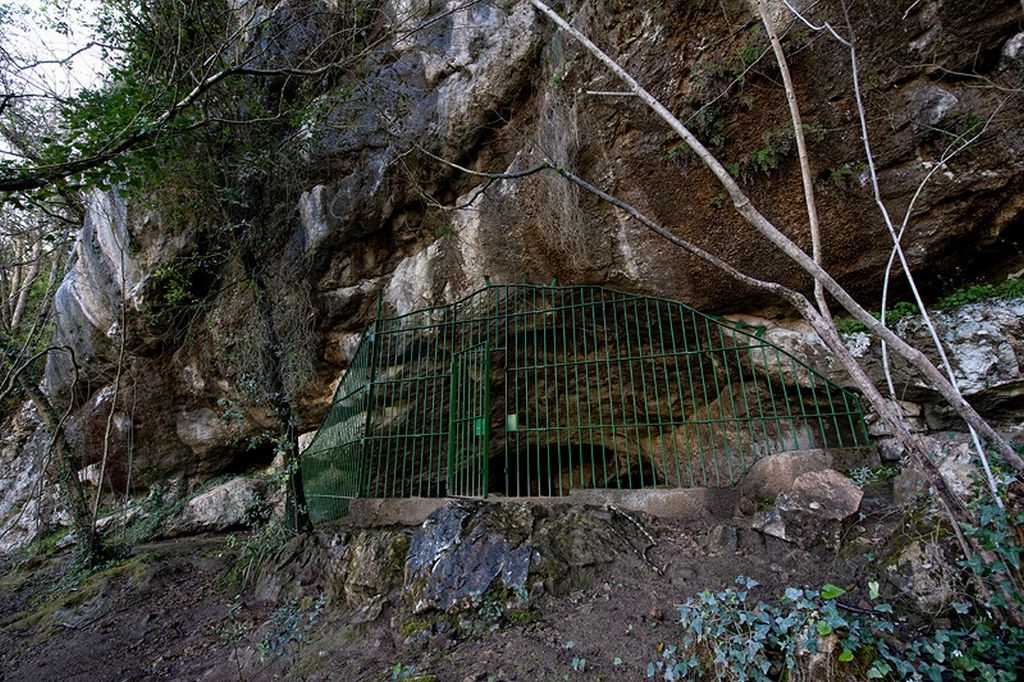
447 343 491 497
301 283 871 524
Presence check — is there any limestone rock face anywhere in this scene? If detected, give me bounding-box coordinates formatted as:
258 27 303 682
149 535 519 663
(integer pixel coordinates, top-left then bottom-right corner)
841 299 1024 420
892 431 984 507
754 469 863 550
44 192 143 399
736 298 1024 430
22 0 1024 503
0 404 62 554
164 477 265 537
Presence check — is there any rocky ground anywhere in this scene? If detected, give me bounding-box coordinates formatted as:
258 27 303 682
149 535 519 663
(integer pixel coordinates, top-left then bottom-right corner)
0 455 965 682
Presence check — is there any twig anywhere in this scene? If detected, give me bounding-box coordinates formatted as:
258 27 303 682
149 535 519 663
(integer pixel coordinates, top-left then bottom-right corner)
753 0 830 321
601 510 663 575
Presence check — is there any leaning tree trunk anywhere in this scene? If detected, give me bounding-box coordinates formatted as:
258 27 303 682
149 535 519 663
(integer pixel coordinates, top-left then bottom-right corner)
20 377 103 565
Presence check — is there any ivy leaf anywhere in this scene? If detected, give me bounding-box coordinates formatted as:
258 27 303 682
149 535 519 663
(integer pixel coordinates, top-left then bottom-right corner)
868 581 880 600
839 650 855 663
816 620 833 636
951 601 971 614
867 660 892 678
821 584 846 600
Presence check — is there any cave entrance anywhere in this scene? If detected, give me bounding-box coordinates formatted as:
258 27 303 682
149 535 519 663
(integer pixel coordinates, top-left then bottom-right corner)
301 283 871 524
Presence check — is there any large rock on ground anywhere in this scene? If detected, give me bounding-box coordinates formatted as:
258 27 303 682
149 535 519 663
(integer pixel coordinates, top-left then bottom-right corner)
405 503 533 613
754 469 863 550
164 477 265 537
740 450 835 500
886 540 958 612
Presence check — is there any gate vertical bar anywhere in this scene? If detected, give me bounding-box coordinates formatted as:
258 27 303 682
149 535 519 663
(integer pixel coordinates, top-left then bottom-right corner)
358 292 384 498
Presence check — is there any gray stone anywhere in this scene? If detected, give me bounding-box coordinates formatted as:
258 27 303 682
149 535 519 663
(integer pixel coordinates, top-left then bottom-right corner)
350 595 387 625
753 469 863 550
1003 32 1024 60
405 503 532 613
892 432 983 508
164 477 264 537
878 438 903 463
297 431 317 454
739 450 834 500
906 84 960 127
175 408 242 456
737 300 1024 424
343 532 408 605
886 541 956 612
704 525 737 556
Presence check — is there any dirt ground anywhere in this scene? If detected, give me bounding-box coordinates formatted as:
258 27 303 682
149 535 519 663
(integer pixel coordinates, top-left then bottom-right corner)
0 486 907 681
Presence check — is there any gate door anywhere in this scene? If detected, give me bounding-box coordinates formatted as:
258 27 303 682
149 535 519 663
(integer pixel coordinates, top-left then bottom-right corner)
447 343 491 497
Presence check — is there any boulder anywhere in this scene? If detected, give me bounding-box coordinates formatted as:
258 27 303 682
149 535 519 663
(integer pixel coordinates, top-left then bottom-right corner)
405 504 532 613
886 540 957 612
164 477 264 537
753 469 863 551
739 450 834 500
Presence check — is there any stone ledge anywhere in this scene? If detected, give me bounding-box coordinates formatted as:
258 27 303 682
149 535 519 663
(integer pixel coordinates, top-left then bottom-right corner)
344 487 740 527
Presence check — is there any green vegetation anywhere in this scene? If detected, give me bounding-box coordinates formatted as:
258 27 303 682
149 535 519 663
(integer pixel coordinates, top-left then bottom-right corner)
835 278 1024 336
224 519 290 589
935 278 1024 309
846 464 900 488
651 449 1024 681
690 26 766 92
655 575 1023 681
259 594 326 665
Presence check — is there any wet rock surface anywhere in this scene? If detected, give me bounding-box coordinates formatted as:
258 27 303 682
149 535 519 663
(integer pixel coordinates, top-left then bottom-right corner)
406 504 533 613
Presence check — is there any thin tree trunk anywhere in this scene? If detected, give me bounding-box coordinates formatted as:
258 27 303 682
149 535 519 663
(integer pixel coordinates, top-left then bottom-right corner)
20 375 103 565
752 0 829 320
